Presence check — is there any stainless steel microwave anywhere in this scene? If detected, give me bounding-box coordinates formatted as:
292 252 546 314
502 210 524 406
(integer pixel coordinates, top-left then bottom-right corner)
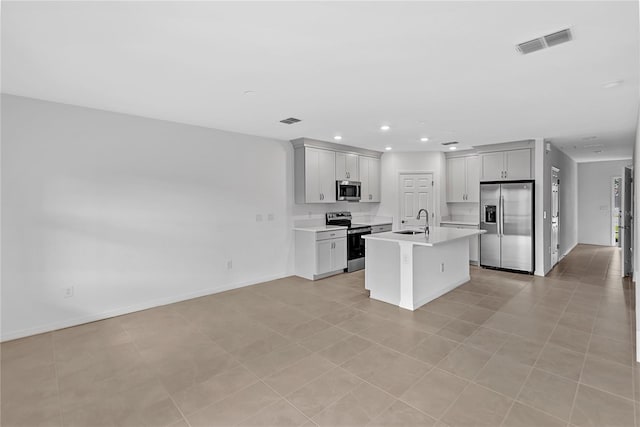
336 180 361 201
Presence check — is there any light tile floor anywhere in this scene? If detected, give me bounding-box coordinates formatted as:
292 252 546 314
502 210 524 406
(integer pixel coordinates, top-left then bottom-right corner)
2 244 637 426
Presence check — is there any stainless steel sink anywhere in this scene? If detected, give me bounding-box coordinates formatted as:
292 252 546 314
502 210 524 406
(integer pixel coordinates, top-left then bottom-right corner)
393 230 425 235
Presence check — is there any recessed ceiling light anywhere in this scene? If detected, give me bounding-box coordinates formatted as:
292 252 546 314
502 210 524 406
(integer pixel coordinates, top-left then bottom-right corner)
420 137 429 142
243 90 257 96
334 135 342 141
385 146 392 151
449 146 457 150
603 80 623 89
593 150 603 153
582 136 597 140
380 125 390 131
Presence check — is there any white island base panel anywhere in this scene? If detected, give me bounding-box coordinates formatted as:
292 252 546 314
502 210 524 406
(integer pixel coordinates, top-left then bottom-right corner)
364 237 470 310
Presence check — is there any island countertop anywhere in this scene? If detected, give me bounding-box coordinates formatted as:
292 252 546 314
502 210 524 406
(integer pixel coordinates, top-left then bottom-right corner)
362 226 485 247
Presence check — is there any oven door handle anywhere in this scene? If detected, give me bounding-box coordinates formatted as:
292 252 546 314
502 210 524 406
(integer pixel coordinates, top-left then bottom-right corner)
347 227 372 235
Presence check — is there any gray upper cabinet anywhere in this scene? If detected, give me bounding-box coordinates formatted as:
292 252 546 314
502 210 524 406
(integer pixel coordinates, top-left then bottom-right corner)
480 149 531 181
335 152 359 181
359 156 380 202
292 138 382 204
446 155 479 202
295 147 336 203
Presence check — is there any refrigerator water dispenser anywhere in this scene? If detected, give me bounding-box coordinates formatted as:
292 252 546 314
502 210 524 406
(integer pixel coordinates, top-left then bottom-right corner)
484 205 497 223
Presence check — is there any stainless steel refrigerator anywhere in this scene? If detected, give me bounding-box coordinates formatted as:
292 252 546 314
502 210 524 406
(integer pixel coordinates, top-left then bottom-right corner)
480 180 534 274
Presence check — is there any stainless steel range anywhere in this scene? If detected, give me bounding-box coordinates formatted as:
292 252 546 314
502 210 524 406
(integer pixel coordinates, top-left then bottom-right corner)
326 211 371 272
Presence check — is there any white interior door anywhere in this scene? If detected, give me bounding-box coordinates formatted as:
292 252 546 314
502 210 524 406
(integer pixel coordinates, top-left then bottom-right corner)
399 173 434 230
621 166 633 276
551 167 560 267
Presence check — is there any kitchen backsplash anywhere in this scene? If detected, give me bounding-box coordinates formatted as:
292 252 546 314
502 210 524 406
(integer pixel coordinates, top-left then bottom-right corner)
445 202 480 223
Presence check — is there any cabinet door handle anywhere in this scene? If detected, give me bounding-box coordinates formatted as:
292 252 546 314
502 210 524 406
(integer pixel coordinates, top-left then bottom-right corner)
369 194 372 200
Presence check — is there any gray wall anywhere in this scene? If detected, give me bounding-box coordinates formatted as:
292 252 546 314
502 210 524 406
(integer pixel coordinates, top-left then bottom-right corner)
578 159 632 246
2 94 300 340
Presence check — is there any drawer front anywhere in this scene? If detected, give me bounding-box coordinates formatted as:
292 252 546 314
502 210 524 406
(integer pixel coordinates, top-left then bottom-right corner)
371 224 392 234
316 229 347 241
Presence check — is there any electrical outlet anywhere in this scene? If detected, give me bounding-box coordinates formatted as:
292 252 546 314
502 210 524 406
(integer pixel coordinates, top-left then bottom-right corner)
63 286 74 298
227 260 233 270
267 213 275 221
256 214 263 222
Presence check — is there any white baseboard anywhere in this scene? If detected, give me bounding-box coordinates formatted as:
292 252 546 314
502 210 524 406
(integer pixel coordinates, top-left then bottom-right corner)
1 272 289 342
561 242 578 259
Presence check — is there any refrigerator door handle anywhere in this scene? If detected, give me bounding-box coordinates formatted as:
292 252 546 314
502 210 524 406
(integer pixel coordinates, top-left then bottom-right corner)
496 196 501 236
500 195 505 237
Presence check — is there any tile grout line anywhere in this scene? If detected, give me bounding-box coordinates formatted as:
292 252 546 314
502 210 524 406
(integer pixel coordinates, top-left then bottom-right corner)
566 251 603 426
49 332 65 427
7 248 635 426
497 274 581 427
322 272 638 421
421 305 526 424
121 316 194 427
145 270 637 425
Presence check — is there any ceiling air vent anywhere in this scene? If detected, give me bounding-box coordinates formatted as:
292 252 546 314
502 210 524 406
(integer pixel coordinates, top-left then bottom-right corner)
516 28 573 54
544 28 572 47
517 38 546 55
280 117 301 125
441 141 459 146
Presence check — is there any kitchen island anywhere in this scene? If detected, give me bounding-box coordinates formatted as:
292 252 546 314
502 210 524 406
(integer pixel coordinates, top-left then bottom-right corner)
362 227 485 310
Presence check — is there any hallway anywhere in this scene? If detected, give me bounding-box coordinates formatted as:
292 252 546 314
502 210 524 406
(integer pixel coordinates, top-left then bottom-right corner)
1 245 637 426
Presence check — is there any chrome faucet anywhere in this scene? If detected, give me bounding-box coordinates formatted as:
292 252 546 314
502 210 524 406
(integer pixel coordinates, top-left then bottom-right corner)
416 209 429 236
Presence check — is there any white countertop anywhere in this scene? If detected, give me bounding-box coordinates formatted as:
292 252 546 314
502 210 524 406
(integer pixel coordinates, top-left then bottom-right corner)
352 220 393 227
362 226 485 247
293 225 348 232
440 220 480 226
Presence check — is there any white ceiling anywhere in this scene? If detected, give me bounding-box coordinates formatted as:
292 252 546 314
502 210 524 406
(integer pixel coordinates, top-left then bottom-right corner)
3 1 638 162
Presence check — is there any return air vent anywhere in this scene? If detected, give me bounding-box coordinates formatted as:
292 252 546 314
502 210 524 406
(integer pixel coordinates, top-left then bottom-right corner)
441 141 459 146
516 28 573 55
280 117 302 124
517 38 546 55
544 29 572 47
